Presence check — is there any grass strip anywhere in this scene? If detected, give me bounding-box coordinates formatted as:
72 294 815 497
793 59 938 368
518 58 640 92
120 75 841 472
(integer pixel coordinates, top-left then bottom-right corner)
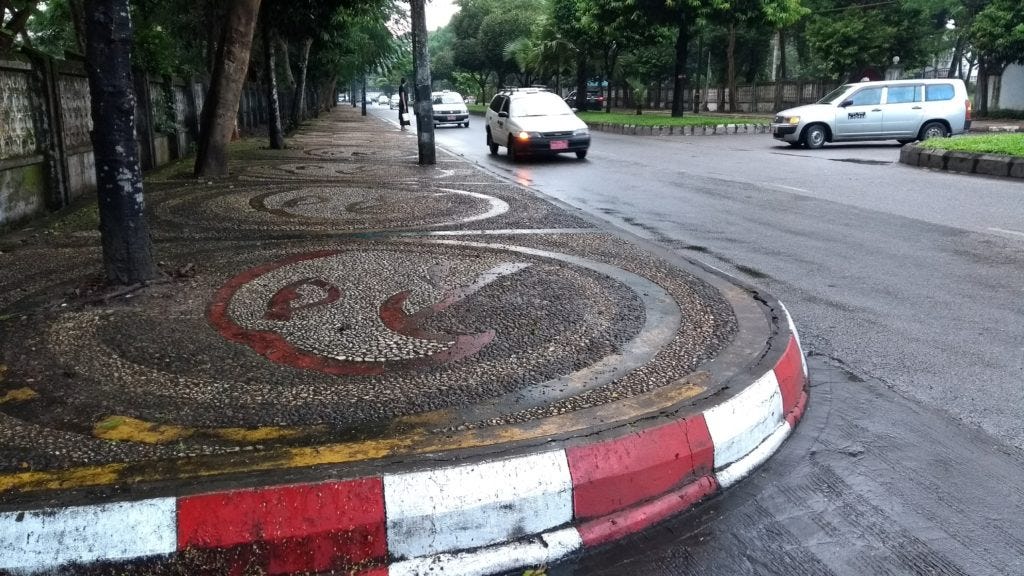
919 133 1024 157
576 111 766 127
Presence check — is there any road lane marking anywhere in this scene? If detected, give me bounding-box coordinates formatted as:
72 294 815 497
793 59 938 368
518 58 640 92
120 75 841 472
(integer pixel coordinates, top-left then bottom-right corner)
989 227 1024 239
773 184 811 193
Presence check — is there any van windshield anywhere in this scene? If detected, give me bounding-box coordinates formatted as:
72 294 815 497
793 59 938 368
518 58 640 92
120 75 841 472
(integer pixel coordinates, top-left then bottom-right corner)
817 85 854 105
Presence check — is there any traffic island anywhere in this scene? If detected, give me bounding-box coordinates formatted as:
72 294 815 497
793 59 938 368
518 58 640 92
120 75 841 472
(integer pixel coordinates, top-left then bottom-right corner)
900 143 1024 179
0 106 807 575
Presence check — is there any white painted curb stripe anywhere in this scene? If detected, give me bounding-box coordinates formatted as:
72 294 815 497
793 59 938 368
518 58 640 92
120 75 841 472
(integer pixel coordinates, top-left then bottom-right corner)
715 421 792 489
384 450 574 559
703 370 784 469
388 527 582 576
0 498 177 572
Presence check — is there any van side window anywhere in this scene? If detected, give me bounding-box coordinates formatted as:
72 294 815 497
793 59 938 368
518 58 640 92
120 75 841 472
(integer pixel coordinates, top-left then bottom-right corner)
886 85 921 104
489 96 502 112
849 88 882 106
925 84 955 101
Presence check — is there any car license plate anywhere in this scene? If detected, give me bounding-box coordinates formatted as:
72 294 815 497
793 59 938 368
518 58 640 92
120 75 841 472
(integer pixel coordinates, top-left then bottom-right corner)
550 140 568 150
447 115 456 121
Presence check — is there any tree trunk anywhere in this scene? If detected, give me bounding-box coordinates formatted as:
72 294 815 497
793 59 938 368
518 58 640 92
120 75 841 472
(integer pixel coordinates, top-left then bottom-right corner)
277 37 294 86
947 35 964 79
410 0 436 164
68 0 87 54
204 0 220 75
727 22 737 112
990 67 1003 111
575 50 588 110
773 28 786 111
976 60 989 116
262 25 284 149
671 12 689 117
290 36 312 128
194 0 261 178
84 0 157 285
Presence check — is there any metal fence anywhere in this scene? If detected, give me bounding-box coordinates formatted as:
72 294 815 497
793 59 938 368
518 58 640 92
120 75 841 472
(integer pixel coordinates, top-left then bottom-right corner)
606 80 840 114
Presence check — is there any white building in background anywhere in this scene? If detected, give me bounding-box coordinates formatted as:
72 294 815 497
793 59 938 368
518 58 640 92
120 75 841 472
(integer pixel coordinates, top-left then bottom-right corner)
990 64 1024 110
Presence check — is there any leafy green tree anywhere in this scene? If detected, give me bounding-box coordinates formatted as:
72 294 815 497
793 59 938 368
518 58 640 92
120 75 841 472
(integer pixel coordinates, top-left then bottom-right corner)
477 0 544 89
710 0 806 111
629 0 729 117
803 0 950 81
969 0 1024 113
1 0 40 52
21 0 75 56
616 27 676 91
549 0 598 111
450 0 498 102
428 24 455 88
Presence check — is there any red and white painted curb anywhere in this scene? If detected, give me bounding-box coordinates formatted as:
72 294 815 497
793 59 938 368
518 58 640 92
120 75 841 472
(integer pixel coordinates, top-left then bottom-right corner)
0 308 808 576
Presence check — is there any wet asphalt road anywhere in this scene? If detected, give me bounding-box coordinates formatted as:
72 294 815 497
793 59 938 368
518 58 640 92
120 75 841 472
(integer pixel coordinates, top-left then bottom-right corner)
370 106 1024 575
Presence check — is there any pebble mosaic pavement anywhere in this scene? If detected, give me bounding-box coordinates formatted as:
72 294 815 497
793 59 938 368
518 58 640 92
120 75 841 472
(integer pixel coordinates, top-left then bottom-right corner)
0 107 742 498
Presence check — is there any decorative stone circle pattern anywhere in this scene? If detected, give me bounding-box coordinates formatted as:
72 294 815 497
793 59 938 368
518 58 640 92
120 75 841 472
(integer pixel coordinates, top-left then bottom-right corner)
151 185 511 234
0 241 662 440
237 162 407 182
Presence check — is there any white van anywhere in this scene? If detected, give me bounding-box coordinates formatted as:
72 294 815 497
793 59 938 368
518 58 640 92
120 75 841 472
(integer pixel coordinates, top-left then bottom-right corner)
771 79 972 148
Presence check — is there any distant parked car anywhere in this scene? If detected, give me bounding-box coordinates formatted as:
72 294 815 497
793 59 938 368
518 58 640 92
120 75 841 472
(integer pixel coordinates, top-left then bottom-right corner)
564 89 605 111
390 94 400 109
378 94 390 106
770 78 972 149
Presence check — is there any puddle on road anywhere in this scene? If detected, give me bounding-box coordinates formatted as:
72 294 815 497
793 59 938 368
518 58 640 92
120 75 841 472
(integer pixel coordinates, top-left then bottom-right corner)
830 158 893 165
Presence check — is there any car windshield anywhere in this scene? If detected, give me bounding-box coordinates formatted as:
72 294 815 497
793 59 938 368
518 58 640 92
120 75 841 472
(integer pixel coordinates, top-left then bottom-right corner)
817 85 854 105
433 93 463 105
512 93 573 117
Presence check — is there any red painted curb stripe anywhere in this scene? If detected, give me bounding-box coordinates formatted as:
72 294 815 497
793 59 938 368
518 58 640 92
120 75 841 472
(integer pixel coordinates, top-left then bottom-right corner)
576 475 718 548
566 416 713 520
785 389 809 428
177 478 386 574
773 336 805 414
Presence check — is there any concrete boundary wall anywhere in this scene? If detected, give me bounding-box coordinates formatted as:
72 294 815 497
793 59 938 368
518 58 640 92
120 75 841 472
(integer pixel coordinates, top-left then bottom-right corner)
0 50 328 230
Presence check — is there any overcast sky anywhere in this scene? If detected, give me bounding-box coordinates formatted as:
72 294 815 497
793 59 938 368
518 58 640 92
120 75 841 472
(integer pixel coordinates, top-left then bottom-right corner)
425 0 459 30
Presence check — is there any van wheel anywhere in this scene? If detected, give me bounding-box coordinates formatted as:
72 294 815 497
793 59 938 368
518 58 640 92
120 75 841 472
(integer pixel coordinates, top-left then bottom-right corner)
802 124 827 149
920 121 949 140
487 130 498 155
576 149 588 159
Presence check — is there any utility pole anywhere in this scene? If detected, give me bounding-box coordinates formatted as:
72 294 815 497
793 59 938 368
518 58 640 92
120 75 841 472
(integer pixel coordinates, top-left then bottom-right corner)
409 0 435 164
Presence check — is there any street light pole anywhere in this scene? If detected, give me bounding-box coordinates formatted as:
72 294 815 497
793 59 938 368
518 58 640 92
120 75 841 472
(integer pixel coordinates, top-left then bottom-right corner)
409 0 435 164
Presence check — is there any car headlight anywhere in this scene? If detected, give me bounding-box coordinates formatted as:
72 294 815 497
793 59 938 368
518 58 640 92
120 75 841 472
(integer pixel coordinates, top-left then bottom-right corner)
573 128 589 136
517 131 542 140
786 116 800 124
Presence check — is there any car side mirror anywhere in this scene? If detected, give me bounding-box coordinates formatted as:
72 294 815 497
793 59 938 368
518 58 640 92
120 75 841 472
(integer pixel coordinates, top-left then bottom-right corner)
498 111 508 118
839 100 853 108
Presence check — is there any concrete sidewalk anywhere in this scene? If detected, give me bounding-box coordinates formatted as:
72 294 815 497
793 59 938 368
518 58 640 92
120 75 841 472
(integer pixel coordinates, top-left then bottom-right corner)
0 106 807 575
